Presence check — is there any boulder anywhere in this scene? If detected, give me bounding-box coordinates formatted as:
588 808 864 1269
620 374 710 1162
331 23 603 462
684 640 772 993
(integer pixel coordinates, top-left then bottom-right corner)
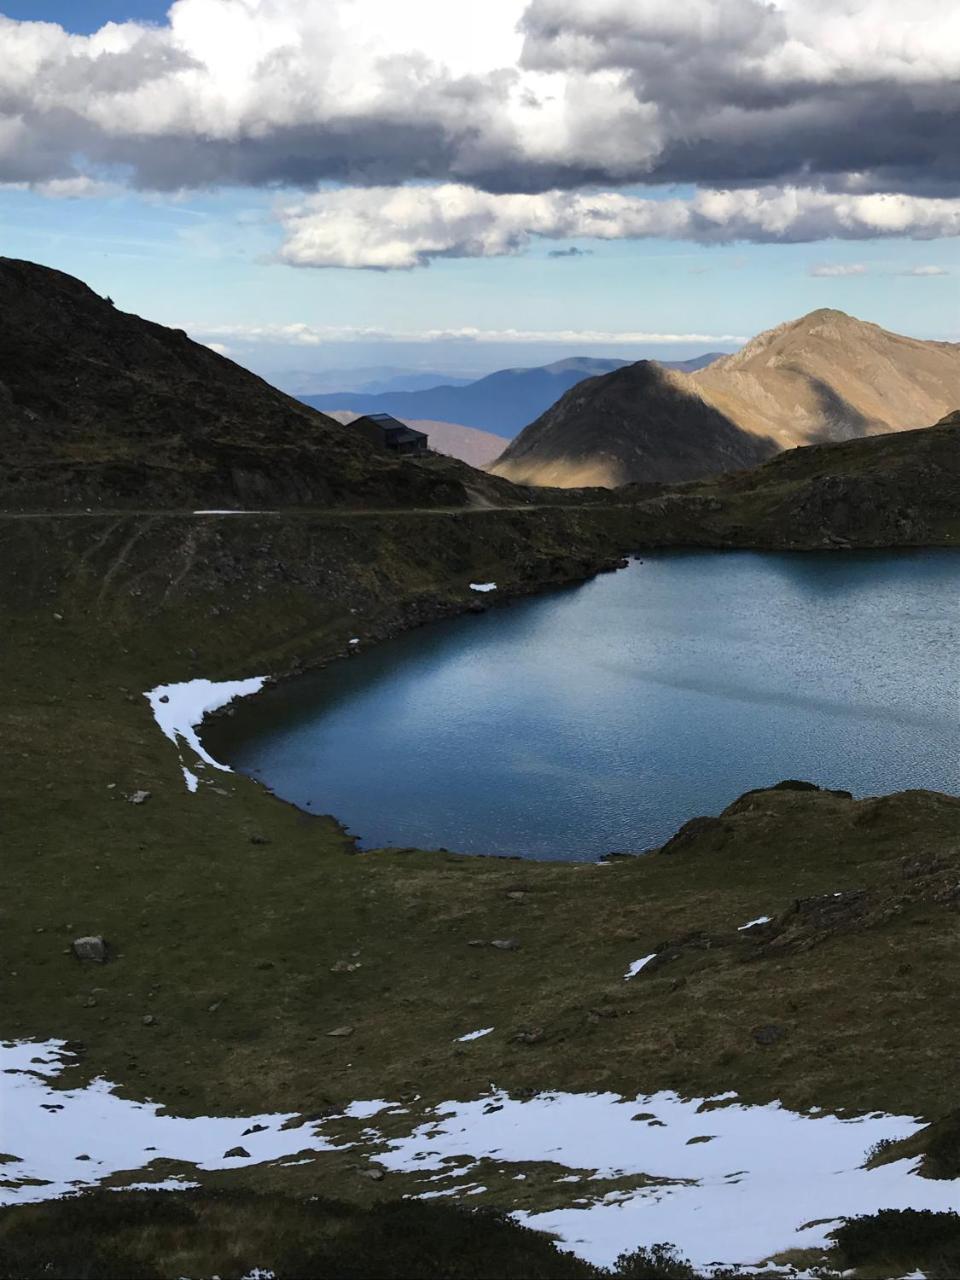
72 936 107 963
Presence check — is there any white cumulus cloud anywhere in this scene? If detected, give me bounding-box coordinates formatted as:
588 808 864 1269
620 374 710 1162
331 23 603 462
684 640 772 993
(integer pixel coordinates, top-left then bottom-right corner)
192 320 746 346
0 0 957 202
899 265 950 277
274 184 960 269
809 263 870 277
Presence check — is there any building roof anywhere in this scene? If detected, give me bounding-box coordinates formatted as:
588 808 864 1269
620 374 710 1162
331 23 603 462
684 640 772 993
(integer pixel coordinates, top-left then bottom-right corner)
354 412 428 442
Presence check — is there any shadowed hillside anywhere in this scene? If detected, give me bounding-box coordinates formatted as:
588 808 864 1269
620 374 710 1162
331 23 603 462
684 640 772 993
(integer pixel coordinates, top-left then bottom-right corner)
636 409 960 549
0 258 528 512
491 360 778 487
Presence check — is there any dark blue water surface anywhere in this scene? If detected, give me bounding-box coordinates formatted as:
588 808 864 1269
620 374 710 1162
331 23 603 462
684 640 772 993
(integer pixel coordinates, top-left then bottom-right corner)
212 551 960 860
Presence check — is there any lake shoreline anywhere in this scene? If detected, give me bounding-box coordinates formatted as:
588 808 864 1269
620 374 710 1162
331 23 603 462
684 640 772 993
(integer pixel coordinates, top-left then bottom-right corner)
204 545 960 861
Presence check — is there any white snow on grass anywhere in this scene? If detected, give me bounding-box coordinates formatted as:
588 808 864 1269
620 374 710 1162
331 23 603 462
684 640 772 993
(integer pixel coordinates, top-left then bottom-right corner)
5 1040 959 1272
469 582 497 592
738 915 772 931
624 954 656 980
144 676 267 791
0 1040 341 1205
455 1027 494 1043
113 1177 201 1192
372 1089 954 1271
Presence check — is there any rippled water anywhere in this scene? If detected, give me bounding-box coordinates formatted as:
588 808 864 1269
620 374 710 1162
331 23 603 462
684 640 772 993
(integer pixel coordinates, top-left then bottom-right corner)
210 550 960 860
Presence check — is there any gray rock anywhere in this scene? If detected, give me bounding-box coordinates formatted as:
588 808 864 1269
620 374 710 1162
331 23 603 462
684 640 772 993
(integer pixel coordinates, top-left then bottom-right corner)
327 1025 354 1037
361 1167 385 1181
142 1014 157 1027
491 938 520 951
512 1027 544 1044
72 936 107 963
127 790 151 805
330 960 362 973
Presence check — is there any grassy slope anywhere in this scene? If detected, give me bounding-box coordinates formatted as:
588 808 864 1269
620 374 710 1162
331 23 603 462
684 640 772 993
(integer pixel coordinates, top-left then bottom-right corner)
629 413 960 550
4 508 960 1159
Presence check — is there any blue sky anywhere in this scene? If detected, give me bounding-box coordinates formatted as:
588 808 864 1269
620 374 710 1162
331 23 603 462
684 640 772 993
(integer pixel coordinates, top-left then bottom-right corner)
2 2 958 388
1 2 168 31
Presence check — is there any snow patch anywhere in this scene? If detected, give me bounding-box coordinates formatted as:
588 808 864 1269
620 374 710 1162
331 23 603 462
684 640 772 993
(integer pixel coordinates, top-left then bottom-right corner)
144 676 266 791
112 1177 201 1192
5 1040 955 1273
624 954 656 980
738 915 772 931
469 582 497 593
0 1040 338 1205
373 1089 948 1271
455 1027 494 1043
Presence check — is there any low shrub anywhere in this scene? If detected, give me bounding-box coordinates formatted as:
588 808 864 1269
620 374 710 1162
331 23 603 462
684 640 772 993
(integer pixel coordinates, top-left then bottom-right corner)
833 1208 960 1271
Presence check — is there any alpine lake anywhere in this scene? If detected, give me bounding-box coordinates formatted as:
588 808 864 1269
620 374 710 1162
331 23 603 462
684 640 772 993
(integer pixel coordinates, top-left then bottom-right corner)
205 549 960 860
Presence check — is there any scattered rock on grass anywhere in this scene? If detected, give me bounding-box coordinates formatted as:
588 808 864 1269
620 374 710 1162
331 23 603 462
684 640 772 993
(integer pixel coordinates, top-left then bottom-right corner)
513 1027 544 1044
127 790 151 805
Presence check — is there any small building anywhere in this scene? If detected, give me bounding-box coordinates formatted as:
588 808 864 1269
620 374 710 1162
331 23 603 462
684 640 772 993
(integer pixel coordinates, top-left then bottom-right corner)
352 412 428 456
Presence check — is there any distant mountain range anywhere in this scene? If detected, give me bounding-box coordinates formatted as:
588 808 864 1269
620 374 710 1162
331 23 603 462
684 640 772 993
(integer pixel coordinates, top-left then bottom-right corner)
278 367 474 397
324 410 506 468
301 353 725 437
491 311 960 487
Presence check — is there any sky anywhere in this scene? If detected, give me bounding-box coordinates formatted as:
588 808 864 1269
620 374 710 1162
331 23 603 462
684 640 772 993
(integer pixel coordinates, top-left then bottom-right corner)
1 0 957 388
